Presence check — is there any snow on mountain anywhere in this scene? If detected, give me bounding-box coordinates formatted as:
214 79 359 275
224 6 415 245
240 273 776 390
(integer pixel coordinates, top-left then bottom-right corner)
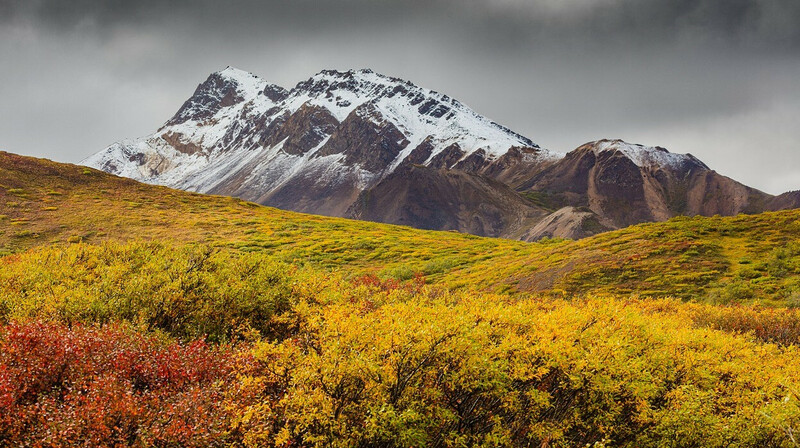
83 66 287 189
83 66 559 205
592 139 708 171
281 69 546 165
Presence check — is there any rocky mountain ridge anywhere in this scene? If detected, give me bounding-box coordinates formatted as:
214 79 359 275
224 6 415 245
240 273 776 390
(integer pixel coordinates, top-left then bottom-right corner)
84 67 799 240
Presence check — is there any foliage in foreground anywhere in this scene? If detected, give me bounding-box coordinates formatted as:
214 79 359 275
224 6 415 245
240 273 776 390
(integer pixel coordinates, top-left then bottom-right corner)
0 243 300 342
5 242 800 348
0 321 255 447
2 243 800 447
240 291 800 448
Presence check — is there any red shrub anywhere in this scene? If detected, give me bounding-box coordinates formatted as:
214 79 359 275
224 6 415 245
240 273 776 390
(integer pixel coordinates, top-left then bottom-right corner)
353 272 426 294
0 321 259 447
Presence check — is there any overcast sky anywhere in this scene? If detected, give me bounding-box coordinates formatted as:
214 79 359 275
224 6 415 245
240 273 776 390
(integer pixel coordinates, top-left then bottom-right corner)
1 0 799 194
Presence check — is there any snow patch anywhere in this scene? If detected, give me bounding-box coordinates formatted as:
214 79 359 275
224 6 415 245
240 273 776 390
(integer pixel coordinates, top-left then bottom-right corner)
216 66 271 100
594 140 703 170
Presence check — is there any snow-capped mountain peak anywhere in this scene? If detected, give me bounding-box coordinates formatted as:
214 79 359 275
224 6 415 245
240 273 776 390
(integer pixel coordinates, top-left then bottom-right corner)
276 68 545 162
84 67 559 216
592 139 708 171
215 66 269 96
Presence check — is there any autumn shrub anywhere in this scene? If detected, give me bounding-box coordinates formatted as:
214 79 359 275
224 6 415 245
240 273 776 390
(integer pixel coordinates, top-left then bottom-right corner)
236 292 800 448
381 264 417 281
0 320 260 447
760 246 799 278
1 246 800 447
691 304 800 346
352 272 426 294
788 291 800 309
0 242 303 341
707 278 757 305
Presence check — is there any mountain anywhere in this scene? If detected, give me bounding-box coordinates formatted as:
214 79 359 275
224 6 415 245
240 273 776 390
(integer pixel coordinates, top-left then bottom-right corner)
84 67 556 216
518 139 776 230
768 190 800 211
84 68 798 239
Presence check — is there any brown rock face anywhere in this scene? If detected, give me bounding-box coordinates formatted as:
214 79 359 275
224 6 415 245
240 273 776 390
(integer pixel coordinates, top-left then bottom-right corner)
768 191 800 211
346 164 548 238
161 132 205 156
481 146 555 187
402 138 435 165
521 207 612 241
259 104 339 156
427 144 468 170
315 104 410 172
261 173 364 217
453 149 491 172
165 72 247 127
683 171 768 216
520 140 772 230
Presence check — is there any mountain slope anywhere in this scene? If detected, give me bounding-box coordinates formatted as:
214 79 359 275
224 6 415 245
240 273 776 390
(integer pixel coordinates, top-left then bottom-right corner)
346 164 549 238
768 190 800 211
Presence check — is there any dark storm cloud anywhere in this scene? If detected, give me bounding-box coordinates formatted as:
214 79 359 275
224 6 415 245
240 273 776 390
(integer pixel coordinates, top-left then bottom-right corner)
1 0 799 193
1 0 430 31
458 0 800 48
5 0 798 46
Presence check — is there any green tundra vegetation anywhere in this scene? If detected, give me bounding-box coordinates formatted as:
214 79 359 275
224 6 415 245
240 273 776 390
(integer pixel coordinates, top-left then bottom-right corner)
2 151 800 447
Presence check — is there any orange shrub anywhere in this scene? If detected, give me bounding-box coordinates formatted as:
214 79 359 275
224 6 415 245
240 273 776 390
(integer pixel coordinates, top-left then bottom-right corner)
0 321 261 447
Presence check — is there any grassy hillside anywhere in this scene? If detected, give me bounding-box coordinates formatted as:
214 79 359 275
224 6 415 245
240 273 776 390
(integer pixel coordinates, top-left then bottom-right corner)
0 151 530 273
3 151 800 306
